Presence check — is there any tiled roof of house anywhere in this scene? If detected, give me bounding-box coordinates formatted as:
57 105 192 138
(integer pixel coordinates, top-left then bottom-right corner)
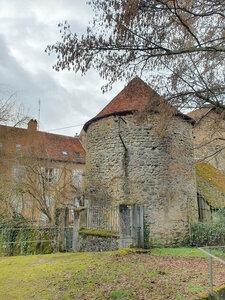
187 107 214 122
196 162 225 207
84 77 194 131
0 124 85 163
41 132 86 163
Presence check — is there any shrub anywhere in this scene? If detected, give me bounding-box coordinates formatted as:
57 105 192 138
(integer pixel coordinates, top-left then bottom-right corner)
184 210 225 247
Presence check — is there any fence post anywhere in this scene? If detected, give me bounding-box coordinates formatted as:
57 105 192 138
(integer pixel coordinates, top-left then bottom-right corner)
72 208 86 252
134 204 144 248
119 204 144 249
209 248 213 297
119 204 131 248
54 208 66 252
64 207 70 251
54 208 60 252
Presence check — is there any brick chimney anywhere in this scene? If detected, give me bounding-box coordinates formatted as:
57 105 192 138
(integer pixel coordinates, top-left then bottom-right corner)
28 119 38 130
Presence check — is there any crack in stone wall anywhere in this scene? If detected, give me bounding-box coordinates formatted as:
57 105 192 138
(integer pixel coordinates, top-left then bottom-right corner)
85 114 198 246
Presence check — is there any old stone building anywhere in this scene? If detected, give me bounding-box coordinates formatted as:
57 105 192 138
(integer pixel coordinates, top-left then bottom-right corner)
1 78 223 248
188 107 225 174
187 107 225 220
83 77 198 246
195 162 225 221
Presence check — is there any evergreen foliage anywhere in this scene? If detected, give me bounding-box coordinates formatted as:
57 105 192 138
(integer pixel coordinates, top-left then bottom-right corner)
184 209 225 247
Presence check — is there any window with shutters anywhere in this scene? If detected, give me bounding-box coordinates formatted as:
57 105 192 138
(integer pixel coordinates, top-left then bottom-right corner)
13 165 25 183
45 195 53 208
40 167 59 184
72 169 82 187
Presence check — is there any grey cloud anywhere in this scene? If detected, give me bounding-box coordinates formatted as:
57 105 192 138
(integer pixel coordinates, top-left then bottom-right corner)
0 1 124 136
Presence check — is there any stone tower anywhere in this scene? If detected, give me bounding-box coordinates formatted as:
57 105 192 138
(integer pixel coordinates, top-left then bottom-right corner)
83 77 198 246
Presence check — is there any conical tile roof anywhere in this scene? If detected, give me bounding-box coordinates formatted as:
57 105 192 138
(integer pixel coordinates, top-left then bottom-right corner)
84 77 193 131
96 76 161 118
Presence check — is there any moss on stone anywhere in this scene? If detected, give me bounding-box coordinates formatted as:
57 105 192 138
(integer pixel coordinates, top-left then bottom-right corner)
197 179 220 207
198 292 210 299
79 229 119 238
74 207 86 212
121 202 136 206
214 285 225 292
196 162 225 207
114 248 137 255
198 285 225 299
196 162 225 194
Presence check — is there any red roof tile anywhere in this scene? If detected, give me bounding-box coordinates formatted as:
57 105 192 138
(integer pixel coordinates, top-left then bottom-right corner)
41 132 86 163
0 125 85 163
84 77 193 131
96 76 161 118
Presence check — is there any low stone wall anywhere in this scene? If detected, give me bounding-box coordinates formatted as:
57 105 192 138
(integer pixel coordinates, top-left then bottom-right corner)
200 286 225 300
78 229 119 252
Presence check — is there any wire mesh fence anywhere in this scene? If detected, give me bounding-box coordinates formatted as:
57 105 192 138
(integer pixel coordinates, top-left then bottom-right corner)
0 206 120 256
0 226 72 256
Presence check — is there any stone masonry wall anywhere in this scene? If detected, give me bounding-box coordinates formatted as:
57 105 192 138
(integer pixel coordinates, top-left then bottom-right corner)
192 111 225 175
79 233 119 252
85 113 198 246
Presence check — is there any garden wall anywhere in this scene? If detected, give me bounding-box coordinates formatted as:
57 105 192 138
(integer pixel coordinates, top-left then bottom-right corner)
200 286 225 300
78 229 119 252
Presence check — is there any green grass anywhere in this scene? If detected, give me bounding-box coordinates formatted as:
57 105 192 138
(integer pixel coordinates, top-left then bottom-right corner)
150 247 205 257
110 289 133 299
0 252 104 299
0 248 224 299
151 247 225 260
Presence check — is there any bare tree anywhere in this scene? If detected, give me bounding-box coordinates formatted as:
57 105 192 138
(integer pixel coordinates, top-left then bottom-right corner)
0 176 16 220
0 94 28 127
0 95 29 220
12 155 82 224
46 0 224 111
0 129 83 224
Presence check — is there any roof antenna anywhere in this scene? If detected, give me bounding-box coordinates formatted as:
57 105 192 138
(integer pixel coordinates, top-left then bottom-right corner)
38 99 41 130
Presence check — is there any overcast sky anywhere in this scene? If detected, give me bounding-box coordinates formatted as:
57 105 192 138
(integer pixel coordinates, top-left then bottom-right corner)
0 0 123 136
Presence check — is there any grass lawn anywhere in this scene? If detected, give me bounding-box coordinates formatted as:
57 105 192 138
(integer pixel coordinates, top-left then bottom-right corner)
0 248 224 299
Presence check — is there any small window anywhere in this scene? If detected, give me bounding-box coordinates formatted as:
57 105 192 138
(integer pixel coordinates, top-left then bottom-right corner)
45 195 53 208
46 168 53 184
24 200 33 209
72 169 82 187
40 167 59 184
16 144 21 149
13 166 25 182
53 168 59 183
61 151 68 156
11 194 23 213
74 152 83 159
